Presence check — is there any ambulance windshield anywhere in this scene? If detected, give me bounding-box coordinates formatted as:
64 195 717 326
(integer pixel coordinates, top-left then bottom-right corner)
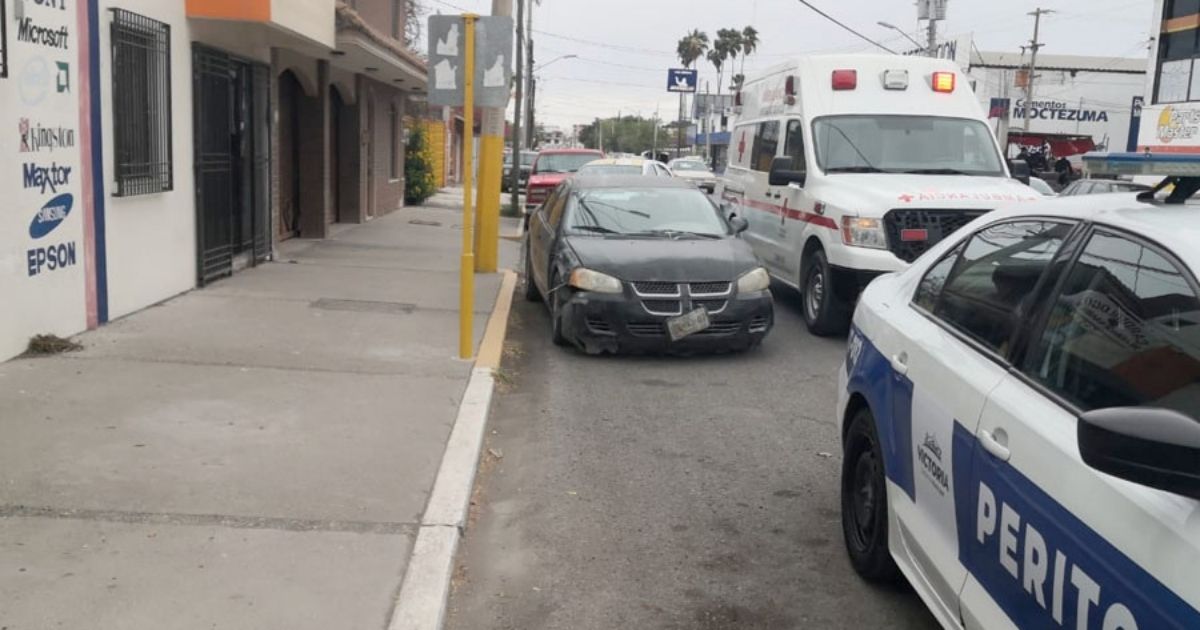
813 115 1005 177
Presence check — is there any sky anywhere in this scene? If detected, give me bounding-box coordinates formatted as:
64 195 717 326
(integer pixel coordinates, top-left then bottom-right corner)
421 0 1156 131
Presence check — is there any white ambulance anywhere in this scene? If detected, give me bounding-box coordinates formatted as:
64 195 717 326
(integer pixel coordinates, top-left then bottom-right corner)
717 54 1039 335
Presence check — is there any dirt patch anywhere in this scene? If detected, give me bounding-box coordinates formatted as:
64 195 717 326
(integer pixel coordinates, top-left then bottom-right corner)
22 334 82 357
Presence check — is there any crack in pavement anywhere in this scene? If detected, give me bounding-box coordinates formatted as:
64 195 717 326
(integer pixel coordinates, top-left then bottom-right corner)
0 505 417 536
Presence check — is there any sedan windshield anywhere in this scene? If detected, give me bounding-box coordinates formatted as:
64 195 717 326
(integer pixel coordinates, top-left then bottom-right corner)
567 188 727 237
577 164 643 176
535 153 602 174
670 160 710 172
813 115 1005 176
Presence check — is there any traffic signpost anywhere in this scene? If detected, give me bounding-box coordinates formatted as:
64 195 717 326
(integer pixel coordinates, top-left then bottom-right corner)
428 14 514 359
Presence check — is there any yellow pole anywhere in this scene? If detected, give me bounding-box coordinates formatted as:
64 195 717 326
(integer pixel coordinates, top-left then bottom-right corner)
476 114 503 272
460 14 477 360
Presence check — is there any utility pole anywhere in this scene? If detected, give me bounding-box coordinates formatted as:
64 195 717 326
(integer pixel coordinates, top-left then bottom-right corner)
652 104 660 158
1023 8 1053 132
597 117 603 152
926 13 937 57
508 0 524 214
524 3 535 147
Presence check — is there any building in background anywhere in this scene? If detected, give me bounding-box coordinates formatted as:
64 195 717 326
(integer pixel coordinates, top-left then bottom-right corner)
0 0 427 362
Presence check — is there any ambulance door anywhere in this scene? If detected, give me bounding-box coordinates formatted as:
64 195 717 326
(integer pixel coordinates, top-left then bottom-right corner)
778 118 820 280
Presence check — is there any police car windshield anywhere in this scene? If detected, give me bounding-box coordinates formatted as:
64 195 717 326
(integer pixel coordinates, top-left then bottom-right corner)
814 115 1005 177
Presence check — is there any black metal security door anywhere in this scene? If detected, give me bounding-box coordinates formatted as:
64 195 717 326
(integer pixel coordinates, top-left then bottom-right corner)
193 45 271 285
193 45 234 285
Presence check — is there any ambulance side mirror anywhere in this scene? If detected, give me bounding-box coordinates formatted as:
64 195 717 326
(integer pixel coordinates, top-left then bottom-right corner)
1008 159 1032 185
1077 407 1200 500
768 156 806 188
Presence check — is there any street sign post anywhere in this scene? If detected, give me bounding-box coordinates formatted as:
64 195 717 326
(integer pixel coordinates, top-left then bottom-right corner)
667 68 698 93
428 13 513 358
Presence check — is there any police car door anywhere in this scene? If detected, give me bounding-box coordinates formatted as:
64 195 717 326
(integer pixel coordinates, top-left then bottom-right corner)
958 227 1200 630
889 219 1075 622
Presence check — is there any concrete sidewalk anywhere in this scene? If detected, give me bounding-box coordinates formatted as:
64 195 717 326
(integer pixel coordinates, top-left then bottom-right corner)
0 195 518 629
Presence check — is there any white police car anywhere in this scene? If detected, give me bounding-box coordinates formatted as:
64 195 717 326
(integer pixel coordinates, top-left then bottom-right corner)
838 156 1200 629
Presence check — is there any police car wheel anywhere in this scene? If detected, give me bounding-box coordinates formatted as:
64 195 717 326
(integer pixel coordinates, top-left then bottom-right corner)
841 407 902 583
523 241 541 303
802 249 849 337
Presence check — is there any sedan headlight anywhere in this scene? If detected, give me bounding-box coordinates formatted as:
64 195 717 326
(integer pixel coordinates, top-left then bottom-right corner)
841 216 889 250
569 268 623 294
737 267 770 293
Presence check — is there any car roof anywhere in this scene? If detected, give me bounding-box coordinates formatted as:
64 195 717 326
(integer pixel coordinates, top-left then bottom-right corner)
538 148 603 155
984 194 1200 269
568 175 697 190
582 158 648 166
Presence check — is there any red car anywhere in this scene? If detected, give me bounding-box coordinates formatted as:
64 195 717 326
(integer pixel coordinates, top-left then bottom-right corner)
524 148 604 212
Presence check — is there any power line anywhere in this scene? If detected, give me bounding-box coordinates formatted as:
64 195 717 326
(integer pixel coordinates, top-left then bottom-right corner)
793 0 896 54
532 29 675 56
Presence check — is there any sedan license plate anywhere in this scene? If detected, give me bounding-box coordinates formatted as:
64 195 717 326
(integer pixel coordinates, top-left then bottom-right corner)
667 307 711 341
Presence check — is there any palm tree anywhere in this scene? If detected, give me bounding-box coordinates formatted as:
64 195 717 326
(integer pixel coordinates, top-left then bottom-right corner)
676 29 709 69
714 28 743 95
737 25 760 89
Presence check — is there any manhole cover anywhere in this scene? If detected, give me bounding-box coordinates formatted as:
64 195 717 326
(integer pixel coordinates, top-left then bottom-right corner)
310 299 417 315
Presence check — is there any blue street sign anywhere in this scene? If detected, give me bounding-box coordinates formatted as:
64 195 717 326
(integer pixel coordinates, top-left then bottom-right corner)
667 68 697 93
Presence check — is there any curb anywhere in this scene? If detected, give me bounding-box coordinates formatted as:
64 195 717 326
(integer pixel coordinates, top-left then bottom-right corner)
388 269 518 630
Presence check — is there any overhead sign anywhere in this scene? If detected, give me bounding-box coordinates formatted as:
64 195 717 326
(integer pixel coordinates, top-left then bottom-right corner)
426 15 514 108
667 68 697 93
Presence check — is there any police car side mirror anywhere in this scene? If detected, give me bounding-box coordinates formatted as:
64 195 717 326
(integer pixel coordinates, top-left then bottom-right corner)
768 156 806 188
729 216 749 235
1077 407 1200 501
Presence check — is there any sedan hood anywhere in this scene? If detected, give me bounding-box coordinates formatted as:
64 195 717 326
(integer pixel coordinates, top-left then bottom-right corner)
528 173 569 187
675 171 715 182
565 236 758 282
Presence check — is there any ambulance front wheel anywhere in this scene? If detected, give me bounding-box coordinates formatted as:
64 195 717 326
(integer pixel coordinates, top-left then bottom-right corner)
801 248 850 336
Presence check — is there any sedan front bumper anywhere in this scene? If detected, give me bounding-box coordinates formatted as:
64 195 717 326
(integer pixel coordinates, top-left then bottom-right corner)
558 289 774 354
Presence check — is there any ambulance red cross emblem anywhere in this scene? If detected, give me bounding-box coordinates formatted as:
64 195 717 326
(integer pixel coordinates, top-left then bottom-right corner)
737 132 747 162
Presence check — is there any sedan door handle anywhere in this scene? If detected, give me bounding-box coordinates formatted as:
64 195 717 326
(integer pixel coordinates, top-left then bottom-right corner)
979 428 1011 462
889 352 908 376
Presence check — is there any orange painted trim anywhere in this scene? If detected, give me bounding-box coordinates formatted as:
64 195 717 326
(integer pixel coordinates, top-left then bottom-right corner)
1163 13 1200 34
1137 145 1200 154
186 0 270 21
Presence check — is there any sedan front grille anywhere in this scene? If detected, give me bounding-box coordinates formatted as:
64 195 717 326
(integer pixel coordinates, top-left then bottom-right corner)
642 299 683 316
633 281 680 296
689 281 731 296
627 322 664 337
883 208 988 263
694 299 728 314
696 321 742 336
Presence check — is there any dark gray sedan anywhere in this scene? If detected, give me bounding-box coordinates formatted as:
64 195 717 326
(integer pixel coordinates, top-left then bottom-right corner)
523 176 773 354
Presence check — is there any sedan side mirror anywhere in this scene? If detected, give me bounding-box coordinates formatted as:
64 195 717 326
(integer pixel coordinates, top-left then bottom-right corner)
729 216 749 235
768 156 806 188
1078 407 1200 500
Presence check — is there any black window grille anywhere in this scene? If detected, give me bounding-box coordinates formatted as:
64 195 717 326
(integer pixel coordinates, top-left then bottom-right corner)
111 9 172 197
0 0 8 79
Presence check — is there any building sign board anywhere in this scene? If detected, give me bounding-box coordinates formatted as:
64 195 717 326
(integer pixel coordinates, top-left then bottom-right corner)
667 68 697 93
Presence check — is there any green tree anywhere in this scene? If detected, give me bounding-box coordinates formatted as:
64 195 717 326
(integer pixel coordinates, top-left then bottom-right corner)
676 29 709 69
714 28 743 95
404 125 437 205
734 25 759 90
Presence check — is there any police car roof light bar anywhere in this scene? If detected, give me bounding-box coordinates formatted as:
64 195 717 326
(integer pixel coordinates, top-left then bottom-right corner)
1082 151 1200 204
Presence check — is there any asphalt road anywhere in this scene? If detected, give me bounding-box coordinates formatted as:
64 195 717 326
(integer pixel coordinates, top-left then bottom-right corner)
447 281 939 630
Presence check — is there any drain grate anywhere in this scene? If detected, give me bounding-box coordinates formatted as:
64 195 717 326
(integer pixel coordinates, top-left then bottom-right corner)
310 299 418 315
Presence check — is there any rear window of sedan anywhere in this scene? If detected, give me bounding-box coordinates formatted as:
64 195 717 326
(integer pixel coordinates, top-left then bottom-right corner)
566 188 727 237
577 164 643 176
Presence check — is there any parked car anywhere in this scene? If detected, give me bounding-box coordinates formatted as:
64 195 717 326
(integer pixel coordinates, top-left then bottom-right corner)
503 150 537 193
1025 176 1056 196
523 176 773 354
718 54 1034 336
668 158 718 193
525 148 604 212
575 157 673 177
838 186 1200 629
1059 178 1153 196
